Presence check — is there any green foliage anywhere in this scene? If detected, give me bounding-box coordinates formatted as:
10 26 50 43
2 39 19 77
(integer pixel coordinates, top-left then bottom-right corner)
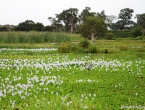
58 40 98 53
58 43 71 53
78 7 96 24
88 45 98 53
116 8 134 30
119 46 128 51
0 26 9 31
15 20 35 31
111 31 132 38
33 22 44 31
58 43 80 53
81 16 107 43
57 8 79 33
136 36 144 40
79 39 90 49
136 13 145 36
0 32 71 43
1 50 145 109
104 48 109 54
131 26 142 37
106 32 114 40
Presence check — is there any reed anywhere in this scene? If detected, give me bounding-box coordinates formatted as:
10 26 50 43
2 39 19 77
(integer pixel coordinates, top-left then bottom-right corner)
0 31 71 43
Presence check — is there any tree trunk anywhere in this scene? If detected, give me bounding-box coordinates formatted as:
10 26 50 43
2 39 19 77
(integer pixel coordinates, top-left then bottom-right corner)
91 33 95 44
70 24 74 34
142 28 145 36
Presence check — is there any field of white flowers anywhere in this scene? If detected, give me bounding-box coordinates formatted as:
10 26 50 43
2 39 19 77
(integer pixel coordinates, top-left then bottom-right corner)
0 48 145 109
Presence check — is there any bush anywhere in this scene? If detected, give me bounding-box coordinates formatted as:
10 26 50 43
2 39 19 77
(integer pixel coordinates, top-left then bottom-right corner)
79 39 90 49
136 36 144 40
58 43 71 53
131 26 142 38
119 46 128 51
88 45 98 53
111 31 132 38
104 49 109 54
58 43 81 53
106 32 114 40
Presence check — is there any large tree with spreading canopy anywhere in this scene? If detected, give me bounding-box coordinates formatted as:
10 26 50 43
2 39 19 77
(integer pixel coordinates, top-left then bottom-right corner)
81 16 106 44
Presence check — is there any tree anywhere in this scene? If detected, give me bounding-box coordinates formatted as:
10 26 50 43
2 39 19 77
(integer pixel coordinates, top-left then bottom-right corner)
106 15 117 30
0 26 9 31
15 20 35 31
48 16 63 32
42 26 53 32
131 26 142 37
57 8 79 33
116 8 134 30
96 10 107 20
81 16 106 44
78 7 96 25
33 22 44 31
136 13 145 36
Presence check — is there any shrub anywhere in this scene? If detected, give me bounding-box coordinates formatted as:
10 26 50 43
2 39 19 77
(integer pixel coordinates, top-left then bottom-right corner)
79 39 90 49
104 49 109 54
119 46 128 51
131 26 142 38
106 32 114 40
136 36 144 40
58 43 71 53
111 31 132 38
88 45 98 53
58 43 80 53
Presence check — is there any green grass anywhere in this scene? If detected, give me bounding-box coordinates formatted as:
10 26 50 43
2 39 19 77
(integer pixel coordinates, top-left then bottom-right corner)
0 37 145 109
0 48 145 109
0 31 72 44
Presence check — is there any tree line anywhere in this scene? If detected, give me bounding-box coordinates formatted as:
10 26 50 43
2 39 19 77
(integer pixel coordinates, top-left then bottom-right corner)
0 7 145 37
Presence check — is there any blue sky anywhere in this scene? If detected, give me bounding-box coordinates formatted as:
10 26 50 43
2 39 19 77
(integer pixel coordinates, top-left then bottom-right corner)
0 0 145 26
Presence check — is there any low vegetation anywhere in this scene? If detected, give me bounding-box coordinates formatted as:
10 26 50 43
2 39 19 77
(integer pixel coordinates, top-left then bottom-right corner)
0 32 71 44
0 31 145 109
0 48 145 109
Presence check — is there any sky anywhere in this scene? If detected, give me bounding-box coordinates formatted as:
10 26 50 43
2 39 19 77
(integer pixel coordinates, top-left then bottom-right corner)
0 0 145 26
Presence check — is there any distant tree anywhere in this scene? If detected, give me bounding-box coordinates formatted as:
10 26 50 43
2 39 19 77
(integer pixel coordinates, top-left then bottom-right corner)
136 13 145 36
116 8 134 30
110 23 120 30
78 7 96 25
57 8 79 33
48 16 63 32
106 15 117 30
81 16 106 44
33 22 44 31
0 25 14 31
96 10 107 20
131 26 142 37
15 20 35 31
0 26 9 31
42 26 53 32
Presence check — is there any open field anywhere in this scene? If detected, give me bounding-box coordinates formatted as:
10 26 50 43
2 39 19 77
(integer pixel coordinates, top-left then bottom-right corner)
0 32 145 109
0 47 145 109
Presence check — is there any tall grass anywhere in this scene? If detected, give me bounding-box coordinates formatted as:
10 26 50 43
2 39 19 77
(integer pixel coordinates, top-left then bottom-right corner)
0 31 71 43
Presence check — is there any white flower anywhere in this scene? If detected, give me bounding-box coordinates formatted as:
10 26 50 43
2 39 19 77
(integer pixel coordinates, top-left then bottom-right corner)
47 101 50 105
135 93 138 96
83 105 88 109
0 90 3 96
93 94 96 97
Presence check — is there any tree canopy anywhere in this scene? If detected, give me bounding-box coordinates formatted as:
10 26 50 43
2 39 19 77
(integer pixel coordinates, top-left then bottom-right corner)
56 8 79 33
116 8 134 30
81 16 106 44
136 13 145 36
